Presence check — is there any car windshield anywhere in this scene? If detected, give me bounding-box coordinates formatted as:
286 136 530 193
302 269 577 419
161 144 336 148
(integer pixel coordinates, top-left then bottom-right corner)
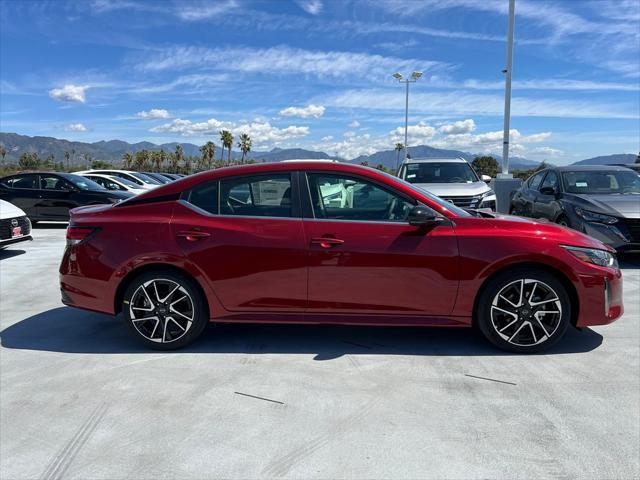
563 170 640 194
401 162 479 184
130 172 162 184
66 174 106 191
376 169 471 217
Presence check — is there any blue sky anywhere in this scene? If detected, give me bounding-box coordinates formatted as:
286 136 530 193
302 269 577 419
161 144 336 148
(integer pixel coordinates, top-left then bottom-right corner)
0 0 638 163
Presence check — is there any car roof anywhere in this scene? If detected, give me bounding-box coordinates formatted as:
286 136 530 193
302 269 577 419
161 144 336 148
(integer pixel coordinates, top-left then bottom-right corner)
555 165 634 172
402 157 467 164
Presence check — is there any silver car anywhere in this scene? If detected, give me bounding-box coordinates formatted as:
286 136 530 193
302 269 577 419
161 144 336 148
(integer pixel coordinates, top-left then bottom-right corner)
398 157 496 210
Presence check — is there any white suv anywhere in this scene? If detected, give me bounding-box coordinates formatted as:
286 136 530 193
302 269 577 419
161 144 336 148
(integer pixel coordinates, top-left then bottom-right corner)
74 169 161 190
398 157 496 210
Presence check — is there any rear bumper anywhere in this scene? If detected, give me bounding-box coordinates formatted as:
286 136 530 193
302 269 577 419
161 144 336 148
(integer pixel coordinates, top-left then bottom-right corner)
575 267 623 327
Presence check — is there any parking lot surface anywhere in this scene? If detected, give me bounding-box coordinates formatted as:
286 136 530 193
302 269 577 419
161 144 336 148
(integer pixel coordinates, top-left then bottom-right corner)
1 224 639 479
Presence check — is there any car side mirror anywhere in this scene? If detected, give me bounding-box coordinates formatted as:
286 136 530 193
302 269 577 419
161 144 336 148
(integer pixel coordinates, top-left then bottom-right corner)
408 205 441 227
481 174 491 183
539 186 557 196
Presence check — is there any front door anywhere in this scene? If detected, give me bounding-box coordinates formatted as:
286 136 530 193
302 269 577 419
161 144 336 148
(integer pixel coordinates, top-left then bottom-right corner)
172 172 307 312
303 172 459 316
37 175 78 220
533 170 560 221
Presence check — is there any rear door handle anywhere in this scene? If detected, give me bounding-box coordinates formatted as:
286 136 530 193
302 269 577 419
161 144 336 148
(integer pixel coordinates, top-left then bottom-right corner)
177 230 210 241
311 236 344 248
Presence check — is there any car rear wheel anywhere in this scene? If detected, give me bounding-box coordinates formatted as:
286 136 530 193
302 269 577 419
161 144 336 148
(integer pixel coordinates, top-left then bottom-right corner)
476 268 571 353
122 271 208 350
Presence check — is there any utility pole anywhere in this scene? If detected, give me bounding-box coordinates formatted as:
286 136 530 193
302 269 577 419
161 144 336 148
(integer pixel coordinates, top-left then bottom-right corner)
500 0 516 177
393 71 423 171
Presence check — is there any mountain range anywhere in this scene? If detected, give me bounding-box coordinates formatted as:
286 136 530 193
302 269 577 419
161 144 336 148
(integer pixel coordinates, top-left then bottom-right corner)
0 132 635 170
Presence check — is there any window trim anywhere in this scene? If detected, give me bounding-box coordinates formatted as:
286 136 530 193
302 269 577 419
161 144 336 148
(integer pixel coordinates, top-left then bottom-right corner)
303 170 417 223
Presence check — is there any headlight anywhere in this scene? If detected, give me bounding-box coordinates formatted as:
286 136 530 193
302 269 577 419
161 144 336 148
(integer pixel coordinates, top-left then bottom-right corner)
481 189 495 198
562 245 618 268
574 207 617 224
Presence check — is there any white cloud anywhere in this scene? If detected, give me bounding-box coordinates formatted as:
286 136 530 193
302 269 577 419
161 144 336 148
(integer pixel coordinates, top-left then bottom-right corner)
136 45 448 81
529 146 564 157
390 121 437 144
439 119 476 135
348 120 361 128
322 88 637 119
65 123 88 132
48 84 89 103
314 132 389 159
177 0 239 21
136 108 170 120
150 117 310 146
280 104 325 118
296 0 322 15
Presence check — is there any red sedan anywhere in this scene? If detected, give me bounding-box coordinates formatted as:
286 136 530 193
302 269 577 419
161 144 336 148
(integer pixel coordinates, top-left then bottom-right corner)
60 162 623 352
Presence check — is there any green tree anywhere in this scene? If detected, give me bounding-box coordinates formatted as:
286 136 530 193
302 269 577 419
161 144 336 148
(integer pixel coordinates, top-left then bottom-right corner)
174 145 184 172
83 153 93 168
471 156 500 178
219 130 233 164
199 141 216 170
44 154 55 168
635 152 639 164
394 143 404 170
0 144 6 165
18 152 40 169
91 159 112 169
122 152 134 169
134 150 149 171
159 149 168 172
237 133 252 163
360 160 369 167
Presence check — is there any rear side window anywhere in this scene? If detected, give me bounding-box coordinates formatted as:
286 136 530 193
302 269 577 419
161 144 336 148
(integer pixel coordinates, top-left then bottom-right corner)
186 181 219 215
2 175 38 189
220 174 292 218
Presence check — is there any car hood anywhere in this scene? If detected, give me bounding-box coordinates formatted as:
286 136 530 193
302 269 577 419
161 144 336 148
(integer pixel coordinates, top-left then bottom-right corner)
411 181 491 197
465 213 613 252
0 199 27 219
567 193 640 218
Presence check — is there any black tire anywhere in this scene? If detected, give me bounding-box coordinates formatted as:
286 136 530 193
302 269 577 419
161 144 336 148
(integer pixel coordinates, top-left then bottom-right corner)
122 270 208 350
476 268 571 353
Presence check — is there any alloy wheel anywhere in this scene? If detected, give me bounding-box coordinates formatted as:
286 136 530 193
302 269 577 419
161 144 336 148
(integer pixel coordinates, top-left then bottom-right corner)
129 278 194 343
490 278 562 347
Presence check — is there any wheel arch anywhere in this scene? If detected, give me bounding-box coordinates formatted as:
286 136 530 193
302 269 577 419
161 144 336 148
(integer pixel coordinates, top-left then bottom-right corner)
472 261 580 328
114 263 210 319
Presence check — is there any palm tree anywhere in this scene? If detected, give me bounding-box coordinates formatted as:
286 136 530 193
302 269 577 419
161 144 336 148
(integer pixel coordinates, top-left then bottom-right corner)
134 150 149 171
237 133 252 163
64 150 71 170
0 144 6 166
174 145 184 172
122 152 133 169
83 153 92 168
394 143 404 170
219 130 233 165
159 149 168 172
199 141 216 170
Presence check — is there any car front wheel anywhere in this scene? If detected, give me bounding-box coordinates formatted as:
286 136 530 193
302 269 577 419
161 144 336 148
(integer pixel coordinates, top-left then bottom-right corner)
476 268 571 353
122 271 208 350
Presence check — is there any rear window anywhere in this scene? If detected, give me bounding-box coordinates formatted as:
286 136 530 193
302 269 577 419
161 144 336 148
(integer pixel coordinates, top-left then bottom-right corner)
2 175 38 189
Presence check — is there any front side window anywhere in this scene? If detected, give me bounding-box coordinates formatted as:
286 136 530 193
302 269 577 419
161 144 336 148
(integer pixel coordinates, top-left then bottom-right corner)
540 171 559 191
2 175 38 189
307 173 414 222
220 174 292 218
39 175 70 190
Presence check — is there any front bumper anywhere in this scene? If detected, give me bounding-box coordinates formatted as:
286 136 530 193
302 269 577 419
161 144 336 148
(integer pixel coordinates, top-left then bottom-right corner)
575 266 623 327
582 221 640 252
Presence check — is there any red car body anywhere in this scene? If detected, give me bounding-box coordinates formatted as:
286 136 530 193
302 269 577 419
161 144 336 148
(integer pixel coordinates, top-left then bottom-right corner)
60 162 622 344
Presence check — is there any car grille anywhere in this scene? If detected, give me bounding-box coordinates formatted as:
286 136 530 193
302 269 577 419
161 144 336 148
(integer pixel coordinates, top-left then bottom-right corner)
0 215 31 240
441 194 484 208
621 218 640 243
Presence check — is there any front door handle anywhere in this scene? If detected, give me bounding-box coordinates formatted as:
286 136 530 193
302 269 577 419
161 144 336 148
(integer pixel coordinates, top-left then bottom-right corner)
177 230 210 241
311 236 344 248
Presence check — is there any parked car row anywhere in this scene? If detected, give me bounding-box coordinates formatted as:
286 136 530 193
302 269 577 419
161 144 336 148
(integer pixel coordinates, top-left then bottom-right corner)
0 170 186 222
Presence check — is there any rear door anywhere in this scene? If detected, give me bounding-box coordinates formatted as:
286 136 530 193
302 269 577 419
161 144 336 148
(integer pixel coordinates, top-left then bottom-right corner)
172 171 308 312
0 174 40 217
302 171 459 316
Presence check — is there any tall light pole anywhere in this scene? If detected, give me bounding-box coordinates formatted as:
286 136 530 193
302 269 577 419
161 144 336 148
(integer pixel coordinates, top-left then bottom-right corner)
393 71 422 170
500 0 516 177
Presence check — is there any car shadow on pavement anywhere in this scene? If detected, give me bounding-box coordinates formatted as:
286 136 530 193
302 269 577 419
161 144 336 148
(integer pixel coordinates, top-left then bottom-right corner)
0 249 26 260
32 222 68 229
0 306 603 358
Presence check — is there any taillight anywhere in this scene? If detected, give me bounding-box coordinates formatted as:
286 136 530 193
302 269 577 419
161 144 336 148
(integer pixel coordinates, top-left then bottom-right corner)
66 226 99 246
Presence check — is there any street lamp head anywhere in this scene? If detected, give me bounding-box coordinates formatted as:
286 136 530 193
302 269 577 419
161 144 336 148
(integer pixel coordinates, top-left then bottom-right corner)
392 72 403 80
411 71 423 80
